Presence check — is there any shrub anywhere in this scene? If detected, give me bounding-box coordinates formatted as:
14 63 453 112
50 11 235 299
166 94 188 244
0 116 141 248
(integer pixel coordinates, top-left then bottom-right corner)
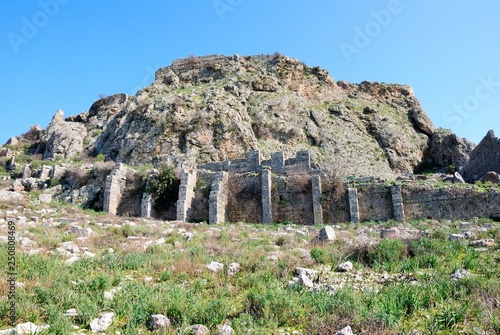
95 154 105 162
310 247 327 264
147 165 180 211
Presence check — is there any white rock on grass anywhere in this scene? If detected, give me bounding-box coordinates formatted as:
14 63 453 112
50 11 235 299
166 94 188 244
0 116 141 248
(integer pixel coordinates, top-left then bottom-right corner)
65 255 80 265
334 325 354 335
297 273 314 288
104 287 122 300
449 234 464 241
294 267 318 280
470 239 495 247
451 268 471 281
337 261 353 272
90 312 115 333
188 324 210 335
227 263 241 276
206 261 224 273
216 324 234 335
60 241 80 254
14 322 50 334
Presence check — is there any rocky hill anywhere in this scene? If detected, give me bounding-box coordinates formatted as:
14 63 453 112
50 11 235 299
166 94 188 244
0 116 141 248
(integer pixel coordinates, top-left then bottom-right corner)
25 54 476 179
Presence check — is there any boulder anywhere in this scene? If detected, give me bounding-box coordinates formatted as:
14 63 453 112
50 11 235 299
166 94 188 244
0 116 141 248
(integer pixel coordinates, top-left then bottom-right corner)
318 226 336 242
0 190 25 202
6 137 18 146
469 239 495 247
43 110 88 160
147 314 170 331
295 267 318 280
90 312 115 333
188 324 210 335
480 171 500 184
425 128 474 174
206 261 224 273
297 273 314 288
216 324 235 335
380 227 400 239
451 268 471 281
449 234 464 242
409 106 435 136
227 262 241 276
337 261 354 272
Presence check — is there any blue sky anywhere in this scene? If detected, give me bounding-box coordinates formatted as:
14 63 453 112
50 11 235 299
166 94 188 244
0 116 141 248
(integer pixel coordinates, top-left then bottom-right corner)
1 1 499 144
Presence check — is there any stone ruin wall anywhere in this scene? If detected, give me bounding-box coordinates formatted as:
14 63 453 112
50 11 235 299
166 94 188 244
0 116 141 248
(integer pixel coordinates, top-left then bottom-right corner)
101 150 500 224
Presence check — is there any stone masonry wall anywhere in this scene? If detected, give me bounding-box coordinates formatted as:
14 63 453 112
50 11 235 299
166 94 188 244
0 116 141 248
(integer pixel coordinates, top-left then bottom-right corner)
137 149 500 224
464 130 500 181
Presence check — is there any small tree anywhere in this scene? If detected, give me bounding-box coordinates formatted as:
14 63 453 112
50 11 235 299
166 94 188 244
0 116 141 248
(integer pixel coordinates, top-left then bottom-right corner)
147 165 180 211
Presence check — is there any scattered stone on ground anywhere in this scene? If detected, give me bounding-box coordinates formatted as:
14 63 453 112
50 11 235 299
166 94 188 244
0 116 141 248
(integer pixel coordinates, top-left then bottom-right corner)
337 261 354 272
206 261 224 273
147 314 170 331
334 325 354 335
216 324 235 335
451 268 471 282
89 312 115 333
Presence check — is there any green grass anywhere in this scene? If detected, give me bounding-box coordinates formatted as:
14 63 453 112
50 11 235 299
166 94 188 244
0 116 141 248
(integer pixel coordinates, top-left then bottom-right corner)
0 216 498 334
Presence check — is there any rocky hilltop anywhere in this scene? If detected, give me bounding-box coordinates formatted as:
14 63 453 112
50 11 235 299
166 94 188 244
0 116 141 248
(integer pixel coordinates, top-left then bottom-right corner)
35 54 473 179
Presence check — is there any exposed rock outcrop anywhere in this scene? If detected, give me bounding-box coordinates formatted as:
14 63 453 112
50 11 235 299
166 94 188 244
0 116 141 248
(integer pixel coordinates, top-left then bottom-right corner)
42 110 88 160
464 130 500 181
424 128 475 173
54 54 439 180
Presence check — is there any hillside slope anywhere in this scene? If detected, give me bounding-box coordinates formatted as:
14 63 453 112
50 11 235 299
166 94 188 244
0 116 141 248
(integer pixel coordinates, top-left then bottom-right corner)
45 54 472 179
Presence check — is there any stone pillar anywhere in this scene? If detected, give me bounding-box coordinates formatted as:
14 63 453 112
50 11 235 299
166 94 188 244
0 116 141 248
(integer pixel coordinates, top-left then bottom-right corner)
296 150 311 169
348 188 360 223
51 165 67 180
246 150 261 169
39 165 52 180
311 174 323 225
6 156 15 171
391 184 405 222
176 169 197 222
271 152 285 174
103 163 127 215
22 164 32 179
261 167 272 224
209 172 228 224
141 193 153 219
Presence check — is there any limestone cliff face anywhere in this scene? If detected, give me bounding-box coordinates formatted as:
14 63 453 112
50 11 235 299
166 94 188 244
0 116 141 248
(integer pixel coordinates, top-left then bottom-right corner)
49 54 461 179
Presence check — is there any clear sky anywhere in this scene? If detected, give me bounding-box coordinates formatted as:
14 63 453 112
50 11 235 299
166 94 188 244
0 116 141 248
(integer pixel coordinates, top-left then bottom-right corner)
1 1 499 144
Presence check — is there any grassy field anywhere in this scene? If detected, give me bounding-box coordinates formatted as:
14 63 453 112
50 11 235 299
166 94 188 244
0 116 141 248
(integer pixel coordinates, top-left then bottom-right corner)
0 204 499 334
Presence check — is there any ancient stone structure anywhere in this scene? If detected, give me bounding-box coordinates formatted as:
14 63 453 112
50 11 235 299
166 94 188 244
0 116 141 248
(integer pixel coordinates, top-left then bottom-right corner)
391 185 405 222
347 188 360 223
39 165 52 180
464 130 500 181
103 163 128 215
176 170 197 222
261 168 273 224
98 149 500 224
208 172 229 224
